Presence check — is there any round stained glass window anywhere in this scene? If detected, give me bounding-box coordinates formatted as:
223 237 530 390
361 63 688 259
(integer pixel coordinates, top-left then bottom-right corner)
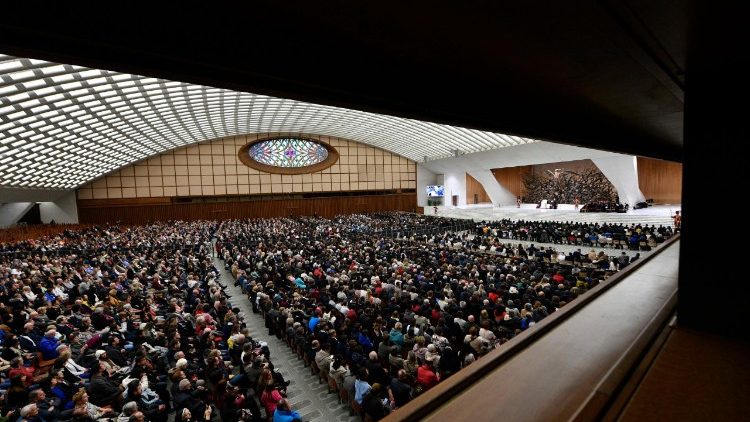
238 137 339 174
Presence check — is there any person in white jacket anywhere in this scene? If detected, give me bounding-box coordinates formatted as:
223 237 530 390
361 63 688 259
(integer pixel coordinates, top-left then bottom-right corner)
58 346 90 380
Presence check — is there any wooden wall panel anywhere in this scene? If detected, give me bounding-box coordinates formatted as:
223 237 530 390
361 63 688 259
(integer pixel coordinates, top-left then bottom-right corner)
493 166 532 198
77 134 417 200
637 157 682 204
465 174 492 204
0 224 90 244
78 193 417 224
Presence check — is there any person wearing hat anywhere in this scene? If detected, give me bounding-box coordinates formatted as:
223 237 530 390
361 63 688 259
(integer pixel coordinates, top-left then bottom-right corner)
95 349 121 376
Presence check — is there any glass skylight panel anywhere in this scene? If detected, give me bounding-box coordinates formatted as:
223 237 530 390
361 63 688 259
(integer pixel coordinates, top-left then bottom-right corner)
50 73 75 83
31 104 50 114
96 85 115 94
86 77 106 86
0 54 537 188
67 88 89 97
0 60 22 72
10 70 36 81
7 110 27 120
22 79 46 90
8 92 31 103
0 86 18 96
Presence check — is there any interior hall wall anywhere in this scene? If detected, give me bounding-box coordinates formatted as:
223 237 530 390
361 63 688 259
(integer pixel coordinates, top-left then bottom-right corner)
77 193 417 224
416 164 437 207
492 166 532 198
530 159 599 177
466 173 491 204
77 134 416 200
39 191 79 224
636 157 682 204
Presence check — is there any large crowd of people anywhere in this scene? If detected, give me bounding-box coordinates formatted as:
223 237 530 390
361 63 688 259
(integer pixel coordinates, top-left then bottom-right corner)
0 212 672 421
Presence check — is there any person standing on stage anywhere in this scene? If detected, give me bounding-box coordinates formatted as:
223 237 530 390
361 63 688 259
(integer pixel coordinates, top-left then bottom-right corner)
574 196 580 210
516 196 521 208
672 211 682 231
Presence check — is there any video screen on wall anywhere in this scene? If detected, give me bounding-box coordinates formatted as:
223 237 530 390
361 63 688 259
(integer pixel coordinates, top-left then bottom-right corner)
426 185 445 197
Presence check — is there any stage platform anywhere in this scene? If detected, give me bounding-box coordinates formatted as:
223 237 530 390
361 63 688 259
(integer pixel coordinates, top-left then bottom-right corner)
428 203 679 228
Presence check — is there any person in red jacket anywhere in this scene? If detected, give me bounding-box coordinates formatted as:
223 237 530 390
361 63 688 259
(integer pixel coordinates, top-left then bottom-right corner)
416 357 440 391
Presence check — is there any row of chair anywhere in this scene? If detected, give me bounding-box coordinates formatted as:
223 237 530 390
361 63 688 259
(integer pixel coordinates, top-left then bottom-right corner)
271 316 374 422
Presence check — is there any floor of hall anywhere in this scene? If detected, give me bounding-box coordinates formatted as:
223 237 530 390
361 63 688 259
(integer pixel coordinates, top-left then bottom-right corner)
208 206 679 420
211 253 359 422
433 203 678 227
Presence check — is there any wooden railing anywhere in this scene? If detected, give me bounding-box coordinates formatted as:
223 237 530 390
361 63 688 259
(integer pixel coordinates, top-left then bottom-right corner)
384 234 680 422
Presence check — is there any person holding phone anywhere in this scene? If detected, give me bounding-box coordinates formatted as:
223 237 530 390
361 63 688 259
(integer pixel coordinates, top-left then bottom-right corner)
363 383 391 421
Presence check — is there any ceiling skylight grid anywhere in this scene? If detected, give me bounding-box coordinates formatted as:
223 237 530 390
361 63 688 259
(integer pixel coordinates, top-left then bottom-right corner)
0 54 538 189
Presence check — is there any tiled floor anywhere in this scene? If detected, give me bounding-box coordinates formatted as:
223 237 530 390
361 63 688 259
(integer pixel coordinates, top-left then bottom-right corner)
212 253 359 422
433 204 678 227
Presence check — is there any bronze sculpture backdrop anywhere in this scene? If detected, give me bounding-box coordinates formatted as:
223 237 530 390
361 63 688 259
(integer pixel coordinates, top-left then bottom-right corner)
522 168 617 204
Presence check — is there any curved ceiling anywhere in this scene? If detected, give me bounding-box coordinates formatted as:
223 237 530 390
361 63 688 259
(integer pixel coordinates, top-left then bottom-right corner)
0 55 538 189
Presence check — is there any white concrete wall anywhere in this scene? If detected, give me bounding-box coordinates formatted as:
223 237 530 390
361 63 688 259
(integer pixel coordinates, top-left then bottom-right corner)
467 169 516 206
39 191 79 224
0 187 70 202
416 164 437 207
444 171 466 206
591 156 646 207
422 141 626 174
422 141 646 208
0 202 34 228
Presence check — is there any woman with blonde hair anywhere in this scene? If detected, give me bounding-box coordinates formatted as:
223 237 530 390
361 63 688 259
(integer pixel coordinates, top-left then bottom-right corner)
72 387 116 420
413 336 427 363
403 350 418 379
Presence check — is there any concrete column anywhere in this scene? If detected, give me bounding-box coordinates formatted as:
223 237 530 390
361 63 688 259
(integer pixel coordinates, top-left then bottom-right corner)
591 155 646 207
467 169 516 206
0 203 35 228
39 191 79 224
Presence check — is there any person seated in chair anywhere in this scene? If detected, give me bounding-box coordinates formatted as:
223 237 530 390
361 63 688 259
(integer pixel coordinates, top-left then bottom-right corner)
87 361 124 411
